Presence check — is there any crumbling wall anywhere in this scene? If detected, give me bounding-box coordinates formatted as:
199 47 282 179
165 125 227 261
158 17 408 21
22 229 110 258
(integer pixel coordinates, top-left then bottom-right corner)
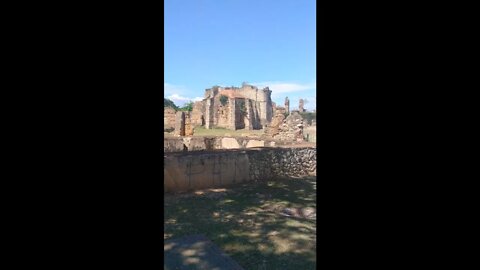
201 84 273 130
264 110 286 138
274 111 304 142
174 111 185 136
214 95 230 129
191 101 204 127
164 107 176 130
205 98 214 129
185 112 194 136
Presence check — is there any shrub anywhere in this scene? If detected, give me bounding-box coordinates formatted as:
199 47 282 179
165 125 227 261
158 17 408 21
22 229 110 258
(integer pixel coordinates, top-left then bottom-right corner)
300 112 316 125
219 95 228 106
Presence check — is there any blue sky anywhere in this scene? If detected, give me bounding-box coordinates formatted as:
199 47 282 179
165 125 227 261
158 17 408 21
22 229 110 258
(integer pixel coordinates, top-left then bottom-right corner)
164 0 316 111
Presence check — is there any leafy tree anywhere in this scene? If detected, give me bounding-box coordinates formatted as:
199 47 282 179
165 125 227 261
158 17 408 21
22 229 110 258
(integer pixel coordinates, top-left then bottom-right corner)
164 98 178 110
179 101 194 112
300 112 316 125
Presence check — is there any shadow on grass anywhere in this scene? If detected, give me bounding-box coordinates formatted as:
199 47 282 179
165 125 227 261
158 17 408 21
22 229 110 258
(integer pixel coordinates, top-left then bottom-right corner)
164 176 317 270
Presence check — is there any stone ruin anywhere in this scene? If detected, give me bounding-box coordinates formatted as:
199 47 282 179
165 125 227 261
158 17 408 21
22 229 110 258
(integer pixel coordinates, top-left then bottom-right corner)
171 111 194 137
299 99 305 113
192 83 274 130
190 101 204 127
285 97 290 114
265 110 304 142
164 107 176 132
264 109 286 138
164 83 313 144
185 112 194 136
174 111 185 136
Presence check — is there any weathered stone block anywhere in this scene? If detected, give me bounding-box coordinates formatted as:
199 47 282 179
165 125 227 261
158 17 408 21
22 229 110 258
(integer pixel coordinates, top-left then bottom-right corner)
221 137 240 149
246 140 265 148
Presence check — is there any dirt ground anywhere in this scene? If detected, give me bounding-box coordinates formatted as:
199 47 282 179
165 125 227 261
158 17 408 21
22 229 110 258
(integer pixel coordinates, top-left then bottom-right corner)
164 176 317 270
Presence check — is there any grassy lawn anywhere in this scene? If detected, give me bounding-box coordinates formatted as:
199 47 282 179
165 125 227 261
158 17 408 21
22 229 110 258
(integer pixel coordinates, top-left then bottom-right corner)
164 176 317 270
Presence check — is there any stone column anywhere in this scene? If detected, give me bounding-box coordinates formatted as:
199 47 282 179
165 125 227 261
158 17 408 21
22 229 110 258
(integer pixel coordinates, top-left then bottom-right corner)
299 99 305 113
174 111 185 136
184 112 194 136
228 98 236 130
205 98 214 129
259 101 267 128
285 97 290 115
244 100 253 130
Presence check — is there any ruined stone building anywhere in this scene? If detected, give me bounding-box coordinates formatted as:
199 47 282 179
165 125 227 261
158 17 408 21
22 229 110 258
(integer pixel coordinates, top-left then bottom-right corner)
191 83 274 130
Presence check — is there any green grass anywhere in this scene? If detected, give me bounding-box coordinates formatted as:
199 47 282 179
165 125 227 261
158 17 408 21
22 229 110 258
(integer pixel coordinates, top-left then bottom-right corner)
164 176 317 270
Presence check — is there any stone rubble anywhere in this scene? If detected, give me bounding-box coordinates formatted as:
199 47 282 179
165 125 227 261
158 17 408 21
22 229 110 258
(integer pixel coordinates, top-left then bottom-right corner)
273 111 304 142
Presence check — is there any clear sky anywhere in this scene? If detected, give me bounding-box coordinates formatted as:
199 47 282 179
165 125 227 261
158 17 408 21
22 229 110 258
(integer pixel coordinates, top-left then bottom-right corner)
164 0 316 111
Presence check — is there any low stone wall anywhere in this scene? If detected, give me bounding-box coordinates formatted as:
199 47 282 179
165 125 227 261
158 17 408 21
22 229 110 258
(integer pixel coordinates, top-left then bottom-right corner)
164 137 278 153
164 147 316 193
247 147 317 181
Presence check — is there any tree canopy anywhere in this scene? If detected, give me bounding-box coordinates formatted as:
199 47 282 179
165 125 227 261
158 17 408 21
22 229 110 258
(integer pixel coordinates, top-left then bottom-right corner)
179 101 193 112
164 98 179 110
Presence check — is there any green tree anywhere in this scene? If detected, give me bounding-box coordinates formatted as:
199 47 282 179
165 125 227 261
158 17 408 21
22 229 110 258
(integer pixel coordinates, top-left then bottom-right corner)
179 101 194 112
164 98 178 110
300 112 316 125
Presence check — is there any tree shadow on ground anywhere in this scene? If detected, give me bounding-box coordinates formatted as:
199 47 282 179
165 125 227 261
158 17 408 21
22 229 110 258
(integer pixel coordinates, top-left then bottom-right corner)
164 175 317 270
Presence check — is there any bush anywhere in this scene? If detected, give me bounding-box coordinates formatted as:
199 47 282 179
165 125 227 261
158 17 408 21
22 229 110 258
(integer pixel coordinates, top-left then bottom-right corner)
300 112 316 125
219 95 228 106
164 98 178 110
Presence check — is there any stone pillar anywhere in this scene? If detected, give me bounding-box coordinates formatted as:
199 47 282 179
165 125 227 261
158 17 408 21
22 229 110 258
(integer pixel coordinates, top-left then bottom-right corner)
265 100 272 125
184 112 194 136
174 111 185 136
285 97 290 115
244 100 253 130
299 99 305 113
205 98 214 129
228 98 236 130
253 102 260 129
259 101 267 128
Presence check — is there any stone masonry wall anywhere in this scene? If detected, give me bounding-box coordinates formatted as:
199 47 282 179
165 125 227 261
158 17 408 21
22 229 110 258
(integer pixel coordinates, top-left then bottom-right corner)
191 101 204 127
174 111 185 136
164 107 176 130
164 147 316 193
201 84 273 130
247 148 316 182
